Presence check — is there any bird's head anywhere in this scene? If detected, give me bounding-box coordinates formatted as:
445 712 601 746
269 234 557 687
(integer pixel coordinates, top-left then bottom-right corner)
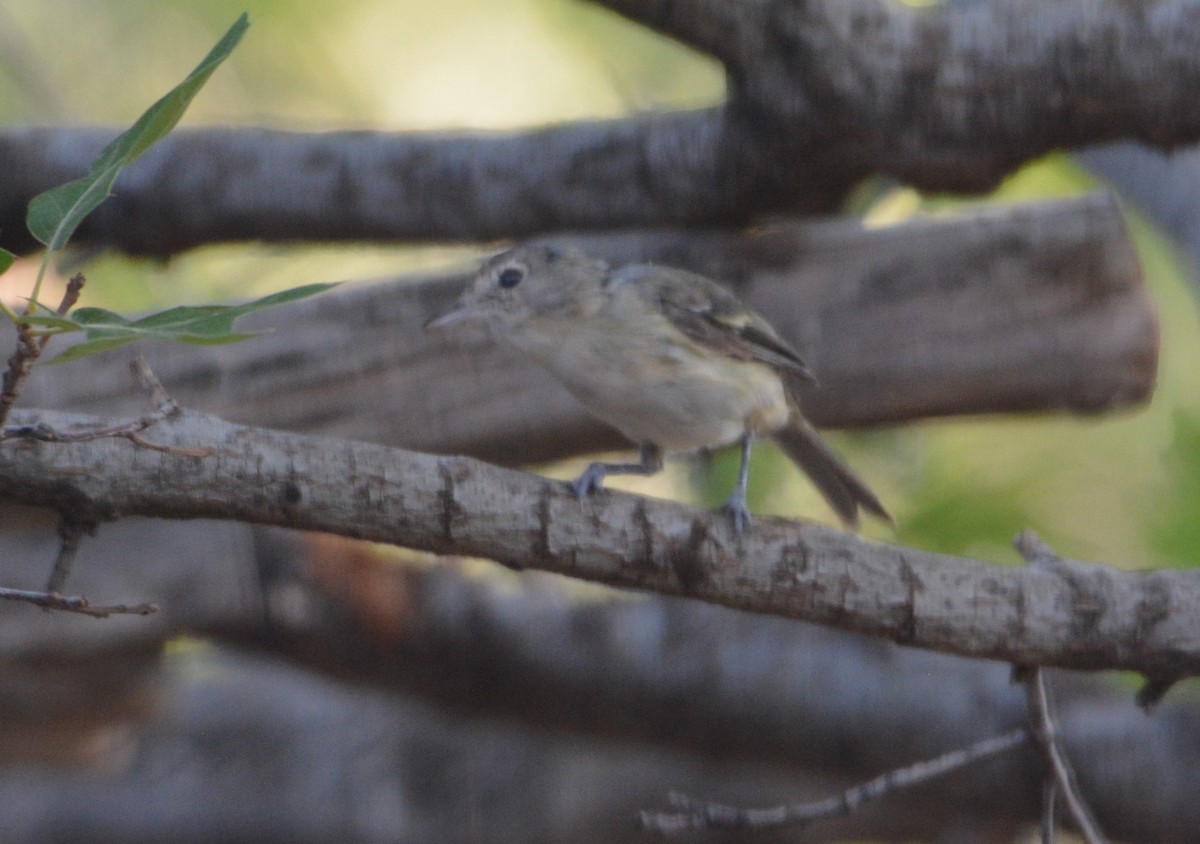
425 244 610 336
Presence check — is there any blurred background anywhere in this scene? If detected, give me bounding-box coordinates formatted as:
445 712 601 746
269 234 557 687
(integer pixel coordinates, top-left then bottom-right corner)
1 1 1198 841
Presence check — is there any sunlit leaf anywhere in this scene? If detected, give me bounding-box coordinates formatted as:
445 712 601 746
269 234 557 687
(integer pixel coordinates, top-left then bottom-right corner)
26 13 249 249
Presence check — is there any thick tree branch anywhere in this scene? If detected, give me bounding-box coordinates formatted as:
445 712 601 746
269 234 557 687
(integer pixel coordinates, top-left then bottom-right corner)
594 0 762 66
208 533 1200 842
2 3 1200 253
2 515 1195 841
603 0 1200 187
0 114 746 257
1 407 1196 683
17 196 1157 466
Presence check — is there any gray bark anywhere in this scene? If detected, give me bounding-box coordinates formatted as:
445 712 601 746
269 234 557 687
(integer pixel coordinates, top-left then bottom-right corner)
1 407 1196 684
2 1 1200 254
17 195 1157 466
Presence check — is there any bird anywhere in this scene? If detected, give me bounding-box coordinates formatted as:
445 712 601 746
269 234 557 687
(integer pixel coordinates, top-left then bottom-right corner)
427 244 889 533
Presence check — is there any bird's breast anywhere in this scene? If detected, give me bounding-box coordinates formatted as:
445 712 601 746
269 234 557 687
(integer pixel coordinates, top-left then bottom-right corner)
509 315 791 453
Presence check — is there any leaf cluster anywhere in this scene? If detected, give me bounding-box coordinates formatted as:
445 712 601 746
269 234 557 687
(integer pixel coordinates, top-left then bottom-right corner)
0 12 333 364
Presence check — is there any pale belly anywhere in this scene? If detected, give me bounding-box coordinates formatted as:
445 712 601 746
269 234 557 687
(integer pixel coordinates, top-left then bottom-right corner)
519 325 792 453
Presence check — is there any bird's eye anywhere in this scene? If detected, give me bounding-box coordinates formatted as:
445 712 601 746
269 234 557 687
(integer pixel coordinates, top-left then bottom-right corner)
497 267 524 289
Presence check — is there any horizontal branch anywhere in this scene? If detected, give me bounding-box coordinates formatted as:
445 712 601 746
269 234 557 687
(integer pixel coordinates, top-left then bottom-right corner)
19 195 1157 466
206 532 1200 842
0 113 757 257
2 407 1196 684
602 0 1200 188
1 510 1195 841
4 3 1200 253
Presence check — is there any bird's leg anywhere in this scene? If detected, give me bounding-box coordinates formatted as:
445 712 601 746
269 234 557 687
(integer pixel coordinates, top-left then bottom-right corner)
573 444 663 498
722 434 754 535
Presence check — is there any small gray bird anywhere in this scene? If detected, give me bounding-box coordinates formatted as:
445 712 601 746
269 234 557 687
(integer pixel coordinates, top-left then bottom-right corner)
428 245 889 533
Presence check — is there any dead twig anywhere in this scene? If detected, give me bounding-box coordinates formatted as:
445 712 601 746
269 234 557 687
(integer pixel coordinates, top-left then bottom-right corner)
0 273 84 430
44 516 88 593
0 584 157 618
1020 665 1108 844
638 728 1029 834
1 355 210 456
1041 779 1057 844
1 353 192 612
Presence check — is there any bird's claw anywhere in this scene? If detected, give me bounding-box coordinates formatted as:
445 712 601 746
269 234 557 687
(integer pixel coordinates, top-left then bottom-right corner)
572 464 606 499
722 499 752 537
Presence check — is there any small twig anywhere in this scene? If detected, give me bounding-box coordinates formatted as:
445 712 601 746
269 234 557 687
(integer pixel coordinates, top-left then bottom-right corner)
1041 778 1057 844
0 273 85 431
1022 666 1109 844
44 517 87 594
1014 528 1065 570
0 355 211 455
0 585 157 618
0 322 38 430
638 728 1029 834
129 354 174 413
36 272 85 351
125 430 213 457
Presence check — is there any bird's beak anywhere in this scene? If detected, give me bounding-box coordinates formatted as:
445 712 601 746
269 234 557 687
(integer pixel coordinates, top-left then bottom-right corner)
424 303 480 331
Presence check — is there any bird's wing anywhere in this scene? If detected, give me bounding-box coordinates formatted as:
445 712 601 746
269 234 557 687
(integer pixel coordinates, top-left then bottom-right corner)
612 264 816 381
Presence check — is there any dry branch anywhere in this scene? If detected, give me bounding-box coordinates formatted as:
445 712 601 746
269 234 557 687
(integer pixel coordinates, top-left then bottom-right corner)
1 406 1196 682
18 195 1156 466
2 2 1200 254
639 729 1031 834
2 515 1194 841
600 0 1200 187
1022 666 1109 844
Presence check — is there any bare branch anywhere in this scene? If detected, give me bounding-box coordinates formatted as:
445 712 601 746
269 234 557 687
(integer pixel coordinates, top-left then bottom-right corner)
1017 530 1190 709
0 113 744 257
2 407 1197 681
2 518 1195 840
2 3 1200 254
639 728 1029 834
17 196 1158 465
0 324 39 430
1042 779 1058 844
0 274 84 430
44 516 85 593
2 355 206 456
1023 666 1109 844
603 0 1200 189
594 0 764 66
0 585 157 618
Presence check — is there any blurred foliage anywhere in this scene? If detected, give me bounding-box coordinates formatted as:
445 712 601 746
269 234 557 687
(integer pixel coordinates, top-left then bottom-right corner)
2 1 1198 573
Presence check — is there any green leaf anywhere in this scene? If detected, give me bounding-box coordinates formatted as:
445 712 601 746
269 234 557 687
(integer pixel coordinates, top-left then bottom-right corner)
71 307 133 326
26 168 123 251
17 314 83 331
49 336 145 365
0 249 15 275
47 282 338 365
26 13 249 249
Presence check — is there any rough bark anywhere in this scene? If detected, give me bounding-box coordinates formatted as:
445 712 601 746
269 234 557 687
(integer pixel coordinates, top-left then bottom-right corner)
16 195 1157 466
2 1 1200 254
1 521 1195 843
1 407 1196 686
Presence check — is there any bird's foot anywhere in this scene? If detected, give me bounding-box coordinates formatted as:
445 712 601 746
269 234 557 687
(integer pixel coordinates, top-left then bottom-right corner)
721 497 753 537
572 463 607 499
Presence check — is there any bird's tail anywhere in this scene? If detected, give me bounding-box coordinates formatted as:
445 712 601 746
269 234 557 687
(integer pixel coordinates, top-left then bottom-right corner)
773 413 890 529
